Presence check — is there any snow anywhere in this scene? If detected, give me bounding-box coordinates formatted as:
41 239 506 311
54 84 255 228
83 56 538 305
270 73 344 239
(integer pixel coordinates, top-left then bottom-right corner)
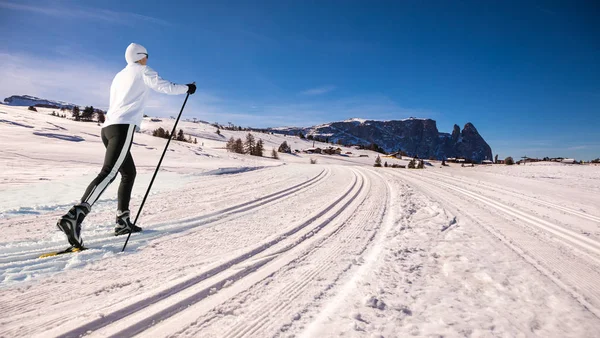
0 106 599 337
342 117 368 124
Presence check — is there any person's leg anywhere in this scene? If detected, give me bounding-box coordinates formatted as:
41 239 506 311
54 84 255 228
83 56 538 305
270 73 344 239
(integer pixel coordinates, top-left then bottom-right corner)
58 124 135 247
114 153 142 235
117 153 136 212
81 124 136 206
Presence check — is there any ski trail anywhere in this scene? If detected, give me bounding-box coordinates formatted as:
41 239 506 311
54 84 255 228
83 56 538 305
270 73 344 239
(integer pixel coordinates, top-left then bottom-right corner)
217 169 387 338
404 171 600 260
0 169 330 278
425 170 600 223
38 168 367 337
397 170 600 320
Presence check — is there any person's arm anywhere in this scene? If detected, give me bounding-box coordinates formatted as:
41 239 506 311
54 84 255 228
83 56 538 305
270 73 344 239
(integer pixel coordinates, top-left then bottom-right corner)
142 66 189 95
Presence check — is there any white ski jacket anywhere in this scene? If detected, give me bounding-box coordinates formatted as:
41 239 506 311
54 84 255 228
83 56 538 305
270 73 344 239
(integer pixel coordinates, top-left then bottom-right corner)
103 49 188 129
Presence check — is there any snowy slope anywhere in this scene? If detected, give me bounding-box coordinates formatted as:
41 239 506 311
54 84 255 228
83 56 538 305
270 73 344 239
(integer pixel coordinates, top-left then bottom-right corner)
0 106 599 337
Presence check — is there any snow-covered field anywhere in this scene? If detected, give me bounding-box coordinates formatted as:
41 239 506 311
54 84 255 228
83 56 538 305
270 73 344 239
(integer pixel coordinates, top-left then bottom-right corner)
1 105 599 337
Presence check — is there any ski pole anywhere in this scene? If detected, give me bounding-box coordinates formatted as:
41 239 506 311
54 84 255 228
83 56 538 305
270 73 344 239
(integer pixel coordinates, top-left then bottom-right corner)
122 88 192 252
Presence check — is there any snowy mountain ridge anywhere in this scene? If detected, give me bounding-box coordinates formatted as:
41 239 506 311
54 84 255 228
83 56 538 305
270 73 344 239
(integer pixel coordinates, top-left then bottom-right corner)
269 118 494 162
3 95 79 110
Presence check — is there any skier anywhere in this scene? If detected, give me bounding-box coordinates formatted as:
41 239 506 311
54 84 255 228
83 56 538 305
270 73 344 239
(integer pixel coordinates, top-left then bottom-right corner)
56 43 196 249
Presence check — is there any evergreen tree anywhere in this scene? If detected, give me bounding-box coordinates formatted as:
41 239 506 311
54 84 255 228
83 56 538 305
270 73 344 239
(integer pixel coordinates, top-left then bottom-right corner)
417 160 424 169
271 148 279 159
278 141 291 153
408 159 416 169
505 156 515 165
97 112 105 123
72 106 80 121
177 129 185 141
216 128 221 135
234 138 244 153
374 155 382 167
194 138 198 144
81 106 95 121
253 139 264 156
384 161 388 167
226 137 235 152
245 133 255 154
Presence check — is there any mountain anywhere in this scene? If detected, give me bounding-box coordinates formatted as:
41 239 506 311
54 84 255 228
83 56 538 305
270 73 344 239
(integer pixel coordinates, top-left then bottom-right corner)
269 118 493 162
3 95 78 110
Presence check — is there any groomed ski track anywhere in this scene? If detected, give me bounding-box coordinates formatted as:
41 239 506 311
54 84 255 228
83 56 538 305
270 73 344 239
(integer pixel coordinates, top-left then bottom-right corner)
0 165 389 337
1 164 600 337
397 169 600 318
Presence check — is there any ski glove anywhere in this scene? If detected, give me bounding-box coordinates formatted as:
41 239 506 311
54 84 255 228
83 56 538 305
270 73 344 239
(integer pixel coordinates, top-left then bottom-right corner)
186 83 196 94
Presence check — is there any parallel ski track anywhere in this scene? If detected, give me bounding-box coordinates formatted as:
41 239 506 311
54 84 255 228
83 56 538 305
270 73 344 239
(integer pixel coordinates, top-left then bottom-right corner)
398 171 600 261
425 170 600 223
0 168 330 265
50 168 365 338
215 169 388 338
396 170 600 319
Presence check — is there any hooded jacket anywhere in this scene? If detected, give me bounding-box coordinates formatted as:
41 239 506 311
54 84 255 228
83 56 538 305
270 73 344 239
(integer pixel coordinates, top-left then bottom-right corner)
103 43 189 128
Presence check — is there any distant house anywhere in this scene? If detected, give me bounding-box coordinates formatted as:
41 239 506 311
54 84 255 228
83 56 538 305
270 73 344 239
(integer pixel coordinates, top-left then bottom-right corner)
562 158 576 164
322 147 342 155
345 152 353 155
482 160 493 165
359 154 369 158
387 152 403 159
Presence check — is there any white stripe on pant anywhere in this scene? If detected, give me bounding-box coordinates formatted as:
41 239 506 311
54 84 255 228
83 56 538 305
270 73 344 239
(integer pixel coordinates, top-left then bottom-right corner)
84 124 135 206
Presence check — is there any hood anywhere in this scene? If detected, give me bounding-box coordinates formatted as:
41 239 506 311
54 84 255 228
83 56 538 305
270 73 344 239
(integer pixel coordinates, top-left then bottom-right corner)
125 43 148 64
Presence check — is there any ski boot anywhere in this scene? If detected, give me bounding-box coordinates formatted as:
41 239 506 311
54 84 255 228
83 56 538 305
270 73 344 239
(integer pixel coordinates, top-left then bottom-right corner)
56 202 90 249
114 210 142 236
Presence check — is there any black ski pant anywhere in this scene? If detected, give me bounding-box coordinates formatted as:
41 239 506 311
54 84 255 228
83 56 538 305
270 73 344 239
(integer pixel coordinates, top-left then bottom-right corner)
80 124 136 212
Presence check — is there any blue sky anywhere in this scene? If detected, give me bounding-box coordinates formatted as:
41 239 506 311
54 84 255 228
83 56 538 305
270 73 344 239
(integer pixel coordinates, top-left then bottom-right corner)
0 0 598 160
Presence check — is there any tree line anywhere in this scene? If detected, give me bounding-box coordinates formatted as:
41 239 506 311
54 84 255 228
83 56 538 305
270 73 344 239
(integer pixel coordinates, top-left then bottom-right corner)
226 133 265 156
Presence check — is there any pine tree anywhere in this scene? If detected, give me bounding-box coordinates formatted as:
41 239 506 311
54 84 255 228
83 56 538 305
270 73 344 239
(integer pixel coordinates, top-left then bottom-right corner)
253 139 264 156
271 148 279 159
384 161 388 167
177 129 185 141
278 141 291 153
81 106 94 121
408 159 416 169
417 160 424 169
245 133 255 154
72 106 80 121
226 137 235 152
216 128 221 135
194 138 198 144
234 138 244 154
374 155 382 167
97 112 105 123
